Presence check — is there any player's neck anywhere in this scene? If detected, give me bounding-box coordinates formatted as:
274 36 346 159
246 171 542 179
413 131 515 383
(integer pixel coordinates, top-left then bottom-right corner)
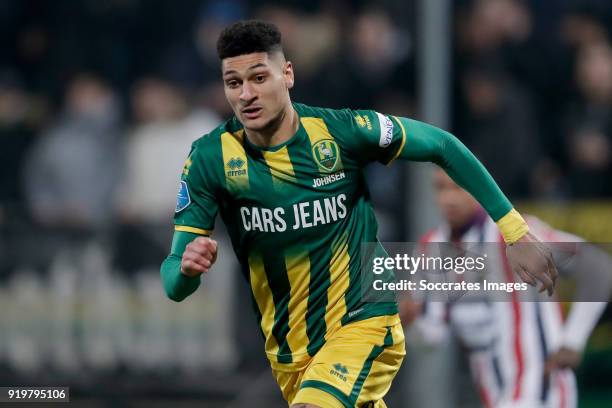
245 103 298 148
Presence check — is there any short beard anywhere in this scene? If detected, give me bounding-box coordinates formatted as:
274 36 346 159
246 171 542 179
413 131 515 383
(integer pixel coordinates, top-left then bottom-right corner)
247 106 286 136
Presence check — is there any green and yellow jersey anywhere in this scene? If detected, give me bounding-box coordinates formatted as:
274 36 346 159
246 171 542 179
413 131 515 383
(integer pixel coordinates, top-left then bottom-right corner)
174 103 406 364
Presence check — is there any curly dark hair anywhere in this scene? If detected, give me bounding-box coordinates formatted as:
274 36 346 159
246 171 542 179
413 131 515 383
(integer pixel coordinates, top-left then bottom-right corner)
216 20 283 60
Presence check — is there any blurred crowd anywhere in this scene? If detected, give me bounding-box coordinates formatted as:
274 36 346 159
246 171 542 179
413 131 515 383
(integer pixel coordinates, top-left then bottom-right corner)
0 0 416 258
1 0 612 256
1 1 612 403
454 0 612 199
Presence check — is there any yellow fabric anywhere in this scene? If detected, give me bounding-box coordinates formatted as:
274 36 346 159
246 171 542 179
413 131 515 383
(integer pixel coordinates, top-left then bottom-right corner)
386 116 407 165
284 249 311 357
173 225 212 236
272 314 405 407
220 130 249 192
292 387 344 408
496 208 530 244
248 253 280 357
262 145 297 189
325 233 350 341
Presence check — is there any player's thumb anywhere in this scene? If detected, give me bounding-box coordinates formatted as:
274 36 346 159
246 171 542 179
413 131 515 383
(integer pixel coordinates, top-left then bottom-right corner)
208 239 219 258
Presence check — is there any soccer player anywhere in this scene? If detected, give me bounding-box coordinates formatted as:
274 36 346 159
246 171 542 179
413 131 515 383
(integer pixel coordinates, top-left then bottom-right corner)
160 20 557 408
401 169 609 408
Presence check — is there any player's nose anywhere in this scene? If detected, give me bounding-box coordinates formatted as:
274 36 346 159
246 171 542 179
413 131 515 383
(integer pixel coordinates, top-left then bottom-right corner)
239 82 256 102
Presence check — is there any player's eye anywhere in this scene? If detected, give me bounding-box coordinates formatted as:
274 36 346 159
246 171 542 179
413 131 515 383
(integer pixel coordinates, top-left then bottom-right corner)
254 74 266 83
226 80 240 89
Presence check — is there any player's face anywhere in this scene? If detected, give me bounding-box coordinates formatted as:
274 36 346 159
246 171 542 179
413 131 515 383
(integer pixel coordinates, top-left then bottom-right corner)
434 169 480 229
222 52 294 132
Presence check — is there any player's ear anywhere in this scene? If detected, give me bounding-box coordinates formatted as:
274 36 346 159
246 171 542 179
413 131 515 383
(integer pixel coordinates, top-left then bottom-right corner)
284 61 294 90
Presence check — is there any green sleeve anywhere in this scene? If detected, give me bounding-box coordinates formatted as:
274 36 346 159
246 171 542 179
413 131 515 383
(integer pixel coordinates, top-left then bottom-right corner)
321 108 406 165
174 142 219 233
162 137 220 302
398 117 512 221
160 230 203 302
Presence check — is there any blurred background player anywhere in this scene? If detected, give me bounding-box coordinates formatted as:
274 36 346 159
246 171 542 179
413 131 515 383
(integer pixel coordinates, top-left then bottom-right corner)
400 168 611 408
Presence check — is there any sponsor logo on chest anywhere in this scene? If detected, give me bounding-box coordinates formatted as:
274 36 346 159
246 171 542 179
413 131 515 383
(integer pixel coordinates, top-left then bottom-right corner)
312 170 346 188
240 193 348 233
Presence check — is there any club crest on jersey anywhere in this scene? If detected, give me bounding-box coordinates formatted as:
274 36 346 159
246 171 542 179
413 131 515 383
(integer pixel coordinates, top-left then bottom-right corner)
226 157 246 177
312 139 339 172
175 181 191 213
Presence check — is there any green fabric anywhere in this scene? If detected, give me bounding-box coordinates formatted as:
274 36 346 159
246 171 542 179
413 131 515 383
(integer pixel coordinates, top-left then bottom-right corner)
299 380 352 408
160 230 203 302
398 118 513 221
349 326 393 405
170 230 200 255
160 253 201 302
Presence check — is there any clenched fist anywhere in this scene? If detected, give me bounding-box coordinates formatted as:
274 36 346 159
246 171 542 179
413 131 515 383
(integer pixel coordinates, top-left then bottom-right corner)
506 231 558 296
181 237 218 277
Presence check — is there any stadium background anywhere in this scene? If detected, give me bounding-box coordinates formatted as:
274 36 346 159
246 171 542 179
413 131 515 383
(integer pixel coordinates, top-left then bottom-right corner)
1 0 611 406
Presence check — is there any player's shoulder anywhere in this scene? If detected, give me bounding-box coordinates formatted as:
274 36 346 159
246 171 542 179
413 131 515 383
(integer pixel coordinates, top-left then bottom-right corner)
294 102 365 126
295 102 388 149
183 117 242 184
190 116 243 157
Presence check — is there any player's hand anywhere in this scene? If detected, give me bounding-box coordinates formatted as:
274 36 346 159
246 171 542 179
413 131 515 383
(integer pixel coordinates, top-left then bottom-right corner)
544 347 581 375
181 237 218 277
506 231 558 296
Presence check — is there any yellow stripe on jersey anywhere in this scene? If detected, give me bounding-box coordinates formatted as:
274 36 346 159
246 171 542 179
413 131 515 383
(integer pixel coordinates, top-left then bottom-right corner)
301 117 344 173
174 225 213 236
325 232 350 340
262 146 297 190
249 253 280 360
182 157 192 176
284 249 311 356
221 129 249 193
387 115 407 165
